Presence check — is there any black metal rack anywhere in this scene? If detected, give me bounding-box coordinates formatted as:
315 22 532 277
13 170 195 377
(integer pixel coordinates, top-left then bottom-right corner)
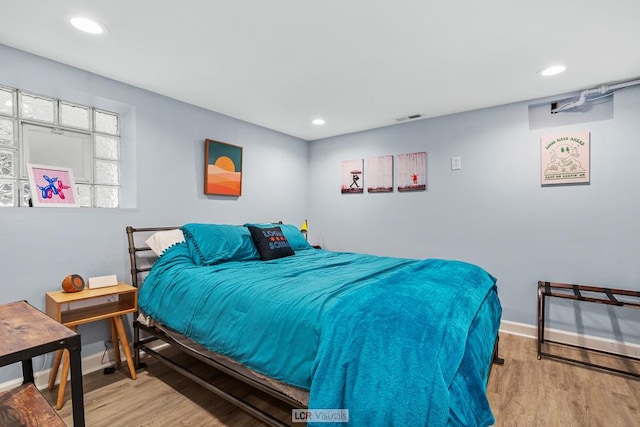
537 281 640 378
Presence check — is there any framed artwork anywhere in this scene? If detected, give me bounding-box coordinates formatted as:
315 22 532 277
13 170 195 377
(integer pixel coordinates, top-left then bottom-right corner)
367 155 393 193
205 139 243 196
397 152 427 192
540 131 590 186
341 159 364 194
26 163 79 207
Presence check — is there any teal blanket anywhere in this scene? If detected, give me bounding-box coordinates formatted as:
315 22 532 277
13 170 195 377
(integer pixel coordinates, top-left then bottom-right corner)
139 240 500 426
308 259 500 427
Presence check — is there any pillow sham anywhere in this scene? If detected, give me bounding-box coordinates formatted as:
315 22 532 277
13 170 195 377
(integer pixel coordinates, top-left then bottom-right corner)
181 223 259 265
243 223 312 251
247 225 295 261
145 229 185 256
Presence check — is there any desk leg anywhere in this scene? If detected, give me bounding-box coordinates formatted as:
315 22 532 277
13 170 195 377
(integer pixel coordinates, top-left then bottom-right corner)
56 350 70 410
56 325 77 410
48 349 63 390
113 315 137 380
21 358 34 384
110 318 122 368
68 334 85 427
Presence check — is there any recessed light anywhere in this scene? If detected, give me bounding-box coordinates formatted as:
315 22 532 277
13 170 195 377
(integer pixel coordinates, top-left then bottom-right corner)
312 118 326 125
70 17 104 35
540 65 566 77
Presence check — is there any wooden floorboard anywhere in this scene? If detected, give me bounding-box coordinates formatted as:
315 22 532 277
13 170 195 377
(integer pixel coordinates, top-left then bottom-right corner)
46 333 640 426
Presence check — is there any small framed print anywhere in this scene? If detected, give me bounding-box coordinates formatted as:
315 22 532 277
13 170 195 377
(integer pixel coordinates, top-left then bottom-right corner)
540 132 590 186
27 163 79 207
341 159 364 194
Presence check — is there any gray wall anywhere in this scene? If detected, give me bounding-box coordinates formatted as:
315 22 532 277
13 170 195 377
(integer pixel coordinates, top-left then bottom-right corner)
0 45 308 383
308 86 640 344
2 42 638 385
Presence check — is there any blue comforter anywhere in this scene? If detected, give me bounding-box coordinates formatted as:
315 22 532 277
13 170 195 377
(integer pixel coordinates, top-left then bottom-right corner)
139 242 500 426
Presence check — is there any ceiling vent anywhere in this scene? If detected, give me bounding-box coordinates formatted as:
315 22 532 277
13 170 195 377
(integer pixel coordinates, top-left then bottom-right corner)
394 113 424 123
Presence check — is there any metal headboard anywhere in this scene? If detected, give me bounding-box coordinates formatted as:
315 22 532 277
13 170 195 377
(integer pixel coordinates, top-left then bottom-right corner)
125 226 179 289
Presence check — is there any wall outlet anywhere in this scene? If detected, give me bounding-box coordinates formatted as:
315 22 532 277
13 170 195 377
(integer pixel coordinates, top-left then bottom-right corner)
451 156 462 170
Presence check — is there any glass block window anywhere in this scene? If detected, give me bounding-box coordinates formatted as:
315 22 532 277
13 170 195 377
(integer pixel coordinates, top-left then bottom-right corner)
76 184 92 208
95 110 119 135
95 186 119 208
19 181 30 207
60 102 91 130
0 84 121 208
0 179 16 207
0 150 15 177
95 134 119 160
0 87 14 116
19 93 56 123
0 117 14 146
94 160 119 185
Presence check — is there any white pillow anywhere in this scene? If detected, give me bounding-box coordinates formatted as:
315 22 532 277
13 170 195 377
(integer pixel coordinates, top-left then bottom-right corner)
145 229 185 256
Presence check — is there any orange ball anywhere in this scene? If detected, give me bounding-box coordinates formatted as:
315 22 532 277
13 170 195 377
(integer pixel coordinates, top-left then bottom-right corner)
62 274 85 293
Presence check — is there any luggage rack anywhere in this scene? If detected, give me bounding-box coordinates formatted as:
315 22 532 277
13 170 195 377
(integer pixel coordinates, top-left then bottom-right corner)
537 281 640 378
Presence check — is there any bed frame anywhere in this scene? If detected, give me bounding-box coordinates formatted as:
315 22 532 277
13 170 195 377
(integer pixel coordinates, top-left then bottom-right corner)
126 225 504 426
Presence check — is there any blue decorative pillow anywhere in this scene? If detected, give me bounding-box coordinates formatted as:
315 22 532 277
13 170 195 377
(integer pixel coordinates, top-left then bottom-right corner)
247 226 295 261
243 223 312 251
181 223 259 265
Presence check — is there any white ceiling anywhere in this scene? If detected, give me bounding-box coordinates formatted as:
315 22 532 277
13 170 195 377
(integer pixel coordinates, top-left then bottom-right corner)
1 1 639 141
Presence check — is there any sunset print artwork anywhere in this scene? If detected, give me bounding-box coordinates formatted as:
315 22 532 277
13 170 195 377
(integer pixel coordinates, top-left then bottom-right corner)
205 139 243 196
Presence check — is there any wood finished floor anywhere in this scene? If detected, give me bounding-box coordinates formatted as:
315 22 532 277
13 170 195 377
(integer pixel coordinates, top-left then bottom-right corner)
48 333 640 426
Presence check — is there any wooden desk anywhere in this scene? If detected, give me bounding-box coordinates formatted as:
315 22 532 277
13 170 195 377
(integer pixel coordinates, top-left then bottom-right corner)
0 301 84 426
45 283 138 409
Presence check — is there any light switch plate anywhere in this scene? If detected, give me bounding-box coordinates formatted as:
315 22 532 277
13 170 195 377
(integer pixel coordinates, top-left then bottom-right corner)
451 156 462 170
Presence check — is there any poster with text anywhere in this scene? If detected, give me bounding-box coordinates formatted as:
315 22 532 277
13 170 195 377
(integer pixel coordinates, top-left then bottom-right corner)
540 132 590 186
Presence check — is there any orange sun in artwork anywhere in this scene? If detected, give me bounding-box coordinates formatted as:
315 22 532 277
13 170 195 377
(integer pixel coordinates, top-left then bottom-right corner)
214 156 235 172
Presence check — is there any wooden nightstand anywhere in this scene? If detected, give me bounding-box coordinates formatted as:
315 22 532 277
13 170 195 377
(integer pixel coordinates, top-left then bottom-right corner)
45 283 138 409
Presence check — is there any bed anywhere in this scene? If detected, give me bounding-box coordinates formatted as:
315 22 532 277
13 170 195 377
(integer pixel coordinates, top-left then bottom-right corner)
126 223 503 426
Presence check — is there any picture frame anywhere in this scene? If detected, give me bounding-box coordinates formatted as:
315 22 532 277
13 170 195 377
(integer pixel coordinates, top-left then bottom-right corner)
26 163 79 207
397 152 427 192
367 155 393 193
341 159 364 194
540 131 590 186
204 139 243 196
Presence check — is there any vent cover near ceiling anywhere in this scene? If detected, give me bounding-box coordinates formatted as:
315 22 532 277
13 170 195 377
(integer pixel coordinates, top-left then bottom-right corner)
394 113 424 123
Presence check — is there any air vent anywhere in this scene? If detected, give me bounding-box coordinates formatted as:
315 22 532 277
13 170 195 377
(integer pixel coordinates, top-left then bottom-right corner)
394 113 424 123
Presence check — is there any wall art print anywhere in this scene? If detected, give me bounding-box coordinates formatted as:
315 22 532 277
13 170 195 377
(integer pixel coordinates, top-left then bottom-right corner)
26 163 79 207
540 131 590 186
367 155 393 193
397 152 426 192
205 139 243 196
341 159 364 194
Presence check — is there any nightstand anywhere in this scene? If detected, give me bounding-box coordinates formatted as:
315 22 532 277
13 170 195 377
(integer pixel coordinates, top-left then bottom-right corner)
0 301 84 426
45 283 138 409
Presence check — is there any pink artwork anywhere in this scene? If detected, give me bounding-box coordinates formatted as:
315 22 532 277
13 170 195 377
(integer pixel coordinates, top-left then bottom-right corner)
27 164 79 207
367 155 393 193
341 159 364 194
397 152 426 192
540 132 590 186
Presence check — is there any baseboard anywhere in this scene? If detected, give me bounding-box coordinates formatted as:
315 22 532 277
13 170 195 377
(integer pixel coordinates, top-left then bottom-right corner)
500 320 640 358
0 342 168 393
